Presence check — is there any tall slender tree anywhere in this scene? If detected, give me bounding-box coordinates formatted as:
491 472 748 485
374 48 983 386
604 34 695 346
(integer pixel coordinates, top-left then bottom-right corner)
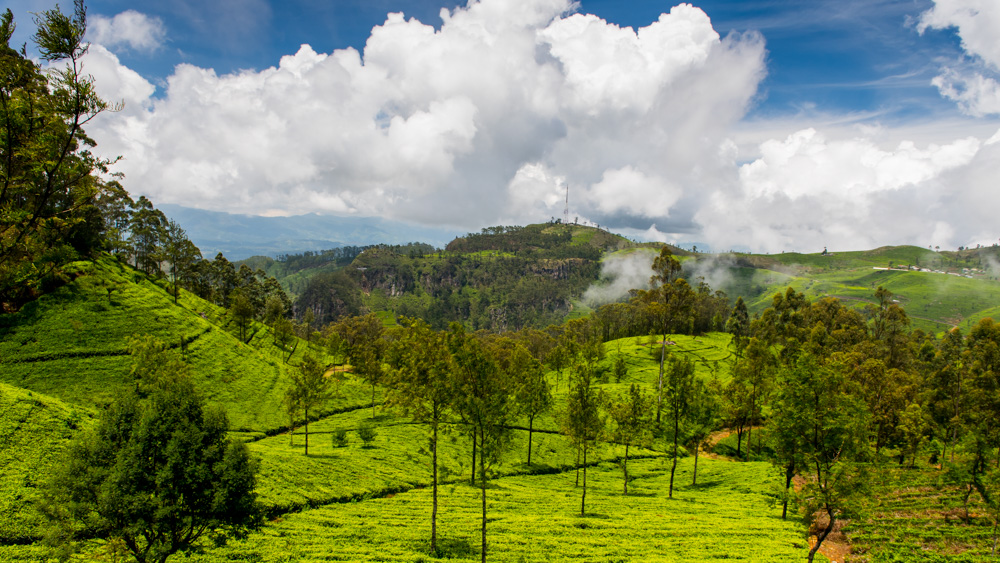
607 383 652 495
386 318 453 553
286 354 332 456
448 325 514 563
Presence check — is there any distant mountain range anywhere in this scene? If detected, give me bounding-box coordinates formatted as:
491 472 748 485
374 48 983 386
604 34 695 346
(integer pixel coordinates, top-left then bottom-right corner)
159 204 464 260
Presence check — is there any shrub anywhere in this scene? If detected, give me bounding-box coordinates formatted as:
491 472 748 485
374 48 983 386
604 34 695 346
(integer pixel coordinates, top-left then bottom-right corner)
331 428 348 448
358 423 377 448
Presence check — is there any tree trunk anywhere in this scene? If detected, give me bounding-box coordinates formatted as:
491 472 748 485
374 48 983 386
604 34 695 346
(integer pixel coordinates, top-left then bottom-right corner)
480 447 487 563
736 426 743 458
807 507 836 563
471 427 478 486
432 421 438 553
304 407 309 456
657 336 666 423
575 445 580 486
746 425 752 460
669 412 679 499
581 443 588 516
371 383 376 419
692 441 699 486
782 461 794 520
623 442 630 495
527 416 533 466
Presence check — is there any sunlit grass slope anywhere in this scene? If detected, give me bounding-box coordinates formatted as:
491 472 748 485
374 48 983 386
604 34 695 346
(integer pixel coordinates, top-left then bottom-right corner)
169 457 804 562
0 383 94 543
0 256 367 434
846 460 1000 562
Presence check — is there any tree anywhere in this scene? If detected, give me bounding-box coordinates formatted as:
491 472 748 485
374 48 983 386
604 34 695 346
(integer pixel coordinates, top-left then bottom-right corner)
40 337 259 563
563 360 605 514
386 318 453 553
286 354 333 456
128 196 166 275
727 296 750 359
448 325 514 563
337 314 388 419
607 383 652 494
772 353 869 563
509 342 552 466
687 376 720 486
230 290 254 343
664 355 696 499
731 337 776 458
162 219 201 305
0 1 121 309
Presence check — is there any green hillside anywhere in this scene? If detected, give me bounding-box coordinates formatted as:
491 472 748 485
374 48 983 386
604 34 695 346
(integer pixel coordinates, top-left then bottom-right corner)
0 383 93 544
692 245 1000 334
0 257 369 435
0 258 817 560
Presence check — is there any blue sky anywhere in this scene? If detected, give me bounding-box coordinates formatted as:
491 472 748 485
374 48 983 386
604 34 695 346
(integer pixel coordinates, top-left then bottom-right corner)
9 0 1000 252
13 0 965 119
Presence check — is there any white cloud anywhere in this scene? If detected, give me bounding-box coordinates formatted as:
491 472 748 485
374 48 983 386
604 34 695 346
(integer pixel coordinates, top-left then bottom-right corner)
72 0 1000 256
88 11 166 53
696 127 991 253
83 0 767 230
919 0 1000 70
585 166 681 217
919 0 1000 116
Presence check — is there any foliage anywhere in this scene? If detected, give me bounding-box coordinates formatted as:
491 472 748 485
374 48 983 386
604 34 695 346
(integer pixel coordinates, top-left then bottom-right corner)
286 354 333 456
39 337 260 563
0 1 119 309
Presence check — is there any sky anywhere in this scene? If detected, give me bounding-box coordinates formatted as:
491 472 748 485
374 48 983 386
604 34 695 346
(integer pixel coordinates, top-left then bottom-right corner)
9 0 1000 252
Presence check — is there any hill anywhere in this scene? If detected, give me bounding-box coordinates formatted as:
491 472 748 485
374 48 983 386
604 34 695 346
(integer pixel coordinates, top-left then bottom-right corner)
686 244 1000 334
281 222 673 331
0 257 372 436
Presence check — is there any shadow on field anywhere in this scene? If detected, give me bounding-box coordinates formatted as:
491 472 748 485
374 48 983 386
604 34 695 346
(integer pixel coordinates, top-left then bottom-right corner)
432 537 476 559
576 512 611 520
688 478 723 490
620 491 657 498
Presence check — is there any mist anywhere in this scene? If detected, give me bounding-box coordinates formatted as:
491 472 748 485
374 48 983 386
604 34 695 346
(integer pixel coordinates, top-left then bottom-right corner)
582 249 658 307
683 254 738 293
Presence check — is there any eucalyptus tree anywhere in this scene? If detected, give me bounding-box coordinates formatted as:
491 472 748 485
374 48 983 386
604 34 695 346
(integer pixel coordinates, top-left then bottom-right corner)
447 325 514 563
772 352 869 563
607 383 652 495
386 318 453 552
286 354 333 456
337 314 388 418
664 355 696 499
507 342 551 466
730 337 777 458
563 361 605 514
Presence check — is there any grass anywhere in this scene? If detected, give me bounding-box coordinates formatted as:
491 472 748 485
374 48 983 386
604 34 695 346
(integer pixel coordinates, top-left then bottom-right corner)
0 256 824 561
0 383 95 543
0 257 357 434
0 458 806 562
845 458 1000 562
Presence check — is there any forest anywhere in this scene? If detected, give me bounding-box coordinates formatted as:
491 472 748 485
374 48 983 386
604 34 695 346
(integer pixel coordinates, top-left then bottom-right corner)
6 3 1000 563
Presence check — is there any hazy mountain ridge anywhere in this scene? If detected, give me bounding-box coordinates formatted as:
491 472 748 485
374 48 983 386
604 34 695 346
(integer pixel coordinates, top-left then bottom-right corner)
159 204 464 260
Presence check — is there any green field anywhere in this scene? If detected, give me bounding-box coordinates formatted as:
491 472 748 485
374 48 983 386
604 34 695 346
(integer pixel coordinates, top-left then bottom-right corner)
0 259 825 560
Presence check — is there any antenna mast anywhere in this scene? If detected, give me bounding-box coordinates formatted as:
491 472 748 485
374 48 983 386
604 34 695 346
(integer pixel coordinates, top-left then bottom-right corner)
563 183 569 224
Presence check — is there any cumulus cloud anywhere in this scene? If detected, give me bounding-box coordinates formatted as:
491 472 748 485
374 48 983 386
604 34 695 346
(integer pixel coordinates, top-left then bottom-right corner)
919 0 1000 116
88 11 166 53
75 0 1000 254
695 126 998 253
81 0 765 229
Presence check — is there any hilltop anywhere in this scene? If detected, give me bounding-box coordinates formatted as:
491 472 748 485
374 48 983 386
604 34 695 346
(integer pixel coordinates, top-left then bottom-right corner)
684 244 1000 334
